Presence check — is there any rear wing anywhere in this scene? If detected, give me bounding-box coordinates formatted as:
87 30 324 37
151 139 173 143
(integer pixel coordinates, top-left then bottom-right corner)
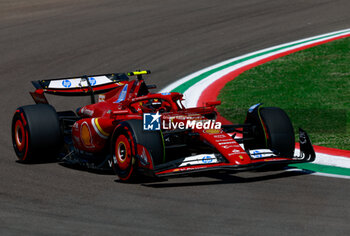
30 70 151 104
32 73 130 96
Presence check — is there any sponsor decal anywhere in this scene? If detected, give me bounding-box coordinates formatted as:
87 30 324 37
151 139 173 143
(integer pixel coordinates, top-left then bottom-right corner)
228 149 247 156
62 79 71 88
228 153 236 156
180 166 206 171
176 154 218 167
80 107 94 116
215 138 234 142
143 112 161 131
223 145 238 149
249 149 276 158
252 150 262 158
88 77 96 86
98 94 105 102
203 129 222 134
161 92 171 95
202 155 213 164
172 166 207 172
114 84 128 103
213 134 226 138
80 122 94 148
218 141 236 145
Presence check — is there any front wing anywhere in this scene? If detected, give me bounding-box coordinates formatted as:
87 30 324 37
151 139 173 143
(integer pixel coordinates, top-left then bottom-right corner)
153 129 315 178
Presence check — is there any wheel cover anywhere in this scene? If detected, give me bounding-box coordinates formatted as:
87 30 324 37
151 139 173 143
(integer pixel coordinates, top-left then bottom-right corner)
12 114 29 161
114 134 134 180
14 119 25 151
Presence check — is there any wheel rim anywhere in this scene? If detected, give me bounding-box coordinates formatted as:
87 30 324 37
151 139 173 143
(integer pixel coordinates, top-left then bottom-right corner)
115 135 132 171
14 119 25 151
118 142 127 162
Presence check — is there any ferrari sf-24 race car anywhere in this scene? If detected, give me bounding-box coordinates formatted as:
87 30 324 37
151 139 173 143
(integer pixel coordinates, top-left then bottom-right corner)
12 70 315 182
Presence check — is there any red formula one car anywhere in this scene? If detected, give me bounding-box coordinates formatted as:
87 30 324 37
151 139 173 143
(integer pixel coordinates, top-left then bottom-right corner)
12 70 315 182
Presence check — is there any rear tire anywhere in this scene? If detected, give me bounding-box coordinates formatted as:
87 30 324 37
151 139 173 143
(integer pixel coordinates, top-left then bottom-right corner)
12 104 63 163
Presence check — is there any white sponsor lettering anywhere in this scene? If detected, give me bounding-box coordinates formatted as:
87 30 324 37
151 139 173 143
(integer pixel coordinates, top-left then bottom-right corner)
213 134 226 138
249 149 276 159
178 154 218 167
215 139 233 142
162 119 221 130
223 145 238 149
49 76 112 89
219 141 236 145
98 94 105 102
80 107 94 116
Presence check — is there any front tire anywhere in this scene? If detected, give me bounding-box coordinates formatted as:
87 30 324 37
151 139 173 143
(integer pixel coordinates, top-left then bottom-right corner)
111 126 136 181
111 120 164 182
244 106 295 157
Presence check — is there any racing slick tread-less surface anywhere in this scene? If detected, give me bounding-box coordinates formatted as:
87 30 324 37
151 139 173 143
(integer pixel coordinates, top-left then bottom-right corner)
1 0 350 235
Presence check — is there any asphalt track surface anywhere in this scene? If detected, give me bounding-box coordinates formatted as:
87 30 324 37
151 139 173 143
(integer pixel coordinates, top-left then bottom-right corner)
1 0 350 235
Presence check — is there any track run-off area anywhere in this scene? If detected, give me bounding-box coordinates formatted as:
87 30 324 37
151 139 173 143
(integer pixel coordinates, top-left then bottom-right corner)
161 29 350 179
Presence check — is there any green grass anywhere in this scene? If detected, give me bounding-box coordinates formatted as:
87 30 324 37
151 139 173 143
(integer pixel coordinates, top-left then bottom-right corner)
218 37 350 150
